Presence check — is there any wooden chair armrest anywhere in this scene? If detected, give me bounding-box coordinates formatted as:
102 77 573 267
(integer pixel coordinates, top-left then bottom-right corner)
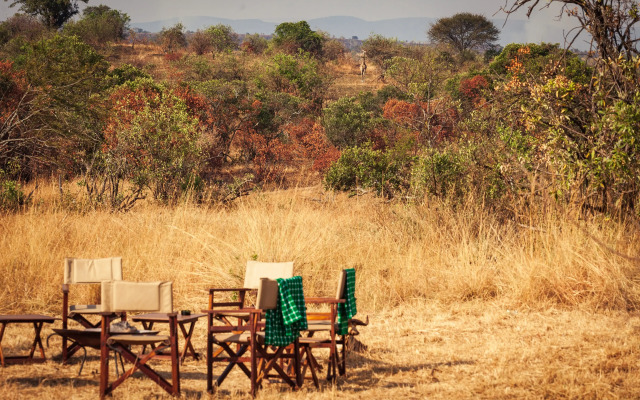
209 325 251 333
201 308 261 315
208 288 252 294
305 297 346 304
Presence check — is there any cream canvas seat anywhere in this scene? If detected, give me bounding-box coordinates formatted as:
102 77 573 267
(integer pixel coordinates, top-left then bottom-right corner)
99 280 180 398
61 257 123 362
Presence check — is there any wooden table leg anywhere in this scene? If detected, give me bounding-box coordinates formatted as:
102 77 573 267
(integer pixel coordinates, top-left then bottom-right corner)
178 321 199 364
29 322 46 360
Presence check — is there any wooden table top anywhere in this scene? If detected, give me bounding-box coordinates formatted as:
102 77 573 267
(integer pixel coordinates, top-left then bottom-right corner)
131 312 206 323
0 314 58 323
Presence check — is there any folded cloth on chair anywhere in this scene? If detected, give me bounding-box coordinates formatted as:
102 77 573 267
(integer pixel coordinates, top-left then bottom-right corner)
337 268 357 335
265 276 307 346
110 320 139 333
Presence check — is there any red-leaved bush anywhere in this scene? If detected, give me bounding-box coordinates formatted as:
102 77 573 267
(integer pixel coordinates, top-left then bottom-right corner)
382 98 458 144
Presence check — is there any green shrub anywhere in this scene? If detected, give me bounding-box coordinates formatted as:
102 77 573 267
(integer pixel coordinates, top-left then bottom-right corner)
0 171 28 211
107 63 150 86
323 96 376 149
324 146 404 196
410 149 467 199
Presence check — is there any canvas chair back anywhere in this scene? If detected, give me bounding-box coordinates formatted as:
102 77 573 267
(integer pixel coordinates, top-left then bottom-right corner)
63 257 123 284
256 278 279 310
243 261 294 289
101 280 173 313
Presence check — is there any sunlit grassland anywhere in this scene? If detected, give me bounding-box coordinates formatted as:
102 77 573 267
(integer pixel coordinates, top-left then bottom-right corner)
1 180 640 398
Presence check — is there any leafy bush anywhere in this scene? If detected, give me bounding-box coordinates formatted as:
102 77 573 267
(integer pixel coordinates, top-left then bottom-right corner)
385 54 448 100
267 52 326 104
9 34 108 175
324 146 407 196
361 34 403 75
189 30 212 55
410 149 467 198
0 14 47 48
0 164 28 211
102 83 204 202
323 96 378 149
241 33 268 54
107 63 150 86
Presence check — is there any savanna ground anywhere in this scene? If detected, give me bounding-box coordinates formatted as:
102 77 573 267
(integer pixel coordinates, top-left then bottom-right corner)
2 178 640 399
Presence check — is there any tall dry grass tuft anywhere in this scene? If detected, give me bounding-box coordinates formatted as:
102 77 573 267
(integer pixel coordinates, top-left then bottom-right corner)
1 182 640 315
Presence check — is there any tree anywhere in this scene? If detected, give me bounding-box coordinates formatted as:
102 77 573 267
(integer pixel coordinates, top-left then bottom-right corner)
0 14 46 47
63 5 130 48
500 1 640 212
503 0 639 100
428 13 499 56
189 30 212 55
385 48 451 101
159 23 187 54
241 33 268 54
8 34 108 176
4 0 88 29
204 24 238 54
272 21 324 56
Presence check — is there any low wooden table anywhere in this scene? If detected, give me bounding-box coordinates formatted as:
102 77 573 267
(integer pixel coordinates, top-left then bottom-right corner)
131 312 205 364
0 314 58 367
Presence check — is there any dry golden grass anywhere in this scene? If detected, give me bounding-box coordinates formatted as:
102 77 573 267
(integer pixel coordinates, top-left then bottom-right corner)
325 58 384 101
1 304 639 399
1 181 640 398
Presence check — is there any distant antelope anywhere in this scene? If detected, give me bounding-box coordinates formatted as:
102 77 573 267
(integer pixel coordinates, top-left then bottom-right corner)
360 51 367 81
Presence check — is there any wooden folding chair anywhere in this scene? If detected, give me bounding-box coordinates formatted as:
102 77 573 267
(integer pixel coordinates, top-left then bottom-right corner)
206 261 294 360
204 276 306 397
99 280 180 398
61 257 124 362
299 268 357 385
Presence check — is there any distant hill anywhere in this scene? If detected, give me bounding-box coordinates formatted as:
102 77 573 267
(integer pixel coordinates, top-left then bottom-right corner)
131 15 576 48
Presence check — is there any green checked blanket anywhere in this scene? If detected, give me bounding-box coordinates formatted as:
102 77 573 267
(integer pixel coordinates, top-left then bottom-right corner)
265 276 308 346
337 268 357 335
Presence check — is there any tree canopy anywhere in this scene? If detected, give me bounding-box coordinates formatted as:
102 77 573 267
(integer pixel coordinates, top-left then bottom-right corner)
273 21 324 56
5 0 88 29
204 24 238 54
63 5 130 47
159 23 187 53
428 13 500 55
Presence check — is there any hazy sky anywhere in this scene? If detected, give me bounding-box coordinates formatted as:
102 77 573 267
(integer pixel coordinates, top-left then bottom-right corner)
0 0 582 43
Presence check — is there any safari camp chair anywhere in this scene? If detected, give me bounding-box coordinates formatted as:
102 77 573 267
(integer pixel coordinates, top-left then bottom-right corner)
204 276 308 397
61 257 124 362
207 261 294 331
299 268 357 385
99 280 180 398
